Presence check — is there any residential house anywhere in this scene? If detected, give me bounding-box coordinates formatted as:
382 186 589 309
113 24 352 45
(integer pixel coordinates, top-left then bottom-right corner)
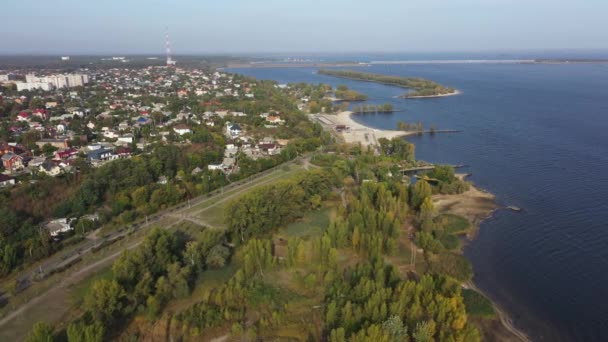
173 124 192 136
114 147 132 158
2 152 24 172
45 218 73 237
32 108 48 120
266 115 285 125
259 143 281 156
35 138 69 149
27 156 46 168
103 130 119 139
118 121 130 131
86 148 113 162
117 134 134 144
40 160 62 177
225 144 239 158
226 123 242 137
53 148 78 160
16 111 30 122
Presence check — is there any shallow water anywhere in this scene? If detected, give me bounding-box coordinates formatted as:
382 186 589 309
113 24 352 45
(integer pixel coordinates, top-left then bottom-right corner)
229 62 608 341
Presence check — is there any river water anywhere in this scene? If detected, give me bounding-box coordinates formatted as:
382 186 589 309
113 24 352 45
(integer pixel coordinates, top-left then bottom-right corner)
229 60 608 341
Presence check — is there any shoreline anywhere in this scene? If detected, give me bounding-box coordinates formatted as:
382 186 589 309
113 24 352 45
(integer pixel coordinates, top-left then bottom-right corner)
313 111 418 147
432 185 530 341
328 112 531 341
401 89 462 99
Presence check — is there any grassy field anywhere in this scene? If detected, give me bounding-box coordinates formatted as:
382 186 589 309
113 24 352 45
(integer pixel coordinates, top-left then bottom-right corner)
280 208 332 238
69 267 114 306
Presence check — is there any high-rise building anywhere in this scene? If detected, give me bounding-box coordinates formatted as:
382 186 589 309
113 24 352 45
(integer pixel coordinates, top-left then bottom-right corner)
15 73 89 92
16 82 53 91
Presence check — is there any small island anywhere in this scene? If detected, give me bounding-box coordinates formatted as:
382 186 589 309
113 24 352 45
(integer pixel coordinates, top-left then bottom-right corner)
319 69 458 98
352 103 394 113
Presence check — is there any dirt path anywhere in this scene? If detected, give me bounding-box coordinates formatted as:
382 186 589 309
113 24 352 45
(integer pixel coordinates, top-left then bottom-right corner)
0 219 185 339
466 282 531 342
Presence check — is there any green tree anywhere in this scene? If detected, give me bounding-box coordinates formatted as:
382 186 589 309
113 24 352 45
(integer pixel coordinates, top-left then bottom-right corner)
25 322 54 342
410 181 432 209
66 321 105 342
85 279 127 324
413 321 436 342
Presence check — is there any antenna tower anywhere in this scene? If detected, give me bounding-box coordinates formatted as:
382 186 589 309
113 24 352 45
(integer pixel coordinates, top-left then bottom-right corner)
166 27 177 66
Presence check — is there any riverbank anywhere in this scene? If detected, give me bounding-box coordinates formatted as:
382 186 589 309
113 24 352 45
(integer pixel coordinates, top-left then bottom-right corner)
431 179 531 341
312 111 417 147
330 112 529 340
401 89 462 99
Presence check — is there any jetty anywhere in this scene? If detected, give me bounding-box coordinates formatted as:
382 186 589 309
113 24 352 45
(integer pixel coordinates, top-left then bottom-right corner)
310 111 462 150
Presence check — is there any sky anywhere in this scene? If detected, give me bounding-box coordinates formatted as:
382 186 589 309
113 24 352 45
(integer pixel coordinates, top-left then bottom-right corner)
1 0 607 55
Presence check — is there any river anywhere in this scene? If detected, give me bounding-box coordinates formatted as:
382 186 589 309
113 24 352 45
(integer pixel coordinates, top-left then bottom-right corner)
229 59 608 341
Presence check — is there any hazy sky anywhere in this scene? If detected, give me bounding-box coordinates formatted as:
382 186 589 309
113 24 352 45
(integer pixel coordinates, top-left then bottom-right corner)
1 0 606 54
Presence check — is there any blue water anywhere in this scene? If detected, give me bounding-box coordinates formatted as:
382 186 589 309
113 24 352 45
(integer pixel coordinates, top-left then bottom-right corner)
229 61 608 341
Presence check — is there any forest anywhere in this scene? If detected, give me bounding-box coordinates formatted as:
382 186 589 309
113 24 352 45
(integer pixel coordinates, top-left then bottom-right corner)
24 141 500 341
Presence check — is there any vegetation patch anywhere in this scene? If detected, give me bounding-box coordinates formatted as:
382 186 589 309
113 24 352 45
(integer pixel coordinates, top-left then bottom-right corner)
282 208 331 238
463 289 496 318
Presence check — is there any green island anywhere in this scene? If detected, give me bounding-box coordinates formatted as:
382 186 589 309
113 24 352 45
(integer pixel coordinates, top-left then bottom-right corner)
319 69 457 98
353 103 394 113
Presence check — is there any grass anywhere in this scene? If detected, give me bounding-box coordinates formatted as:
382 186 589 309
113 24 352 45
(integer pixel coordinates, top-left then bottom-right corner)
436 214 471 235
427 252 473 282
281 208 331 238
69 267 113 306
463 289 496 318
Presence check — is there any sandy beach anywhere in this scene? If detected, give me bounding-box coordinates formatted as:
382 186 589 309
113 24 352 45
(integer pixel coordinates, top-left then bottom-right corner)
402 89 462 99
313 111 418 147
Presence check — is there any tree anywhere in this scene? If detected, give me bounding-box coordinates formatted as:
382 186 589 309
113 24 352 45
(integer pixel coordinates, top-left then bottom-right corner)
25 322 54 342
42 143 58 156
413 321 436 342
382 316 409 341
410 181 432 209
85 279 127 324
206 245 231 268
418 197 436 230
66 321 104 342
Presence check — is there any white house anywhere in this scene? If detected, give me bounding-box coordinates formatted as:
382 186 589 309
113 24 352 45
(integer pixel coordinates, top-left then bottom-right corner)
103 130 119 139
117 134 134 144
45 218 73 237
173 124 192 136
226 122 242 137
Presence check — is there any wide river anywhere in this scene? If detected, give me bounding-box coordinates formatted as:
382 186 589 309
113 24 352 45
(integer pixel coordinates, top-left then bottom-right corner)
228 61 608 341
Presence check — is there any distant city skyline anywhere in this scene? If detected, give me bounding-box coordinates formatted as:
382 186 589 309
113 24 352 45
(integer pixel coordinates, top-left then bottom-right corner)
2 0 607 54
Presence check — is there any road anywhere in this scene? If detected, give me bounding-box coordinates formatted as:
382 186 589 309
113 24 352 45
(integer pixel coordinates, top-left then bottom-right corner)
0 156 307 326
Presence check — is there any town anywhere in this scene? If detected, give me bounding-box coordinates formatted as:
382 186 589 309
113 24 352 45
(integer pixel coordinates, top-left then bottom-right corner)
0 64 329 253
